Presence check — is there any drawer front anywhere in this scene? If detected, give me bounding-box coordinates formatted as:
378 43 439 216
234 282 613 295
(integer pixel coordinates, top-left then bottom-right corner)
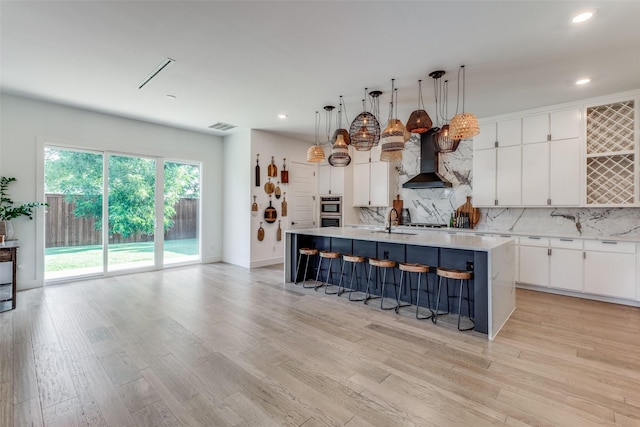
584 240 636 254
520 236 549 248
550 238 583 250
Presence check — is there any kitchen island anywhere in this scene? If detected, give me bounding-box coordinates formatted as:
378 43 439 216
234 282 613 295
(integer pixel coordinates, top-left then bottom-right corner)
285 227 515 339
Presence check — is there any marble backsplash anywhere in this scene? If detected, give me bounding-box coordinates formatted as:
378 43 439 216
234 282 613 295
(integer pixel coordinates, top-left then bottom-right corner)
359 134 640 240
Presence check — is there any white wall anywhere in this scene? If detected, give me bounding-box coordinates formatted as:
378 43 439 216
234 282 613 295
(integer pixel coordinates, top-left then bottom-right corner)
222 129 251 267
0 94 223 290
250 130 311 268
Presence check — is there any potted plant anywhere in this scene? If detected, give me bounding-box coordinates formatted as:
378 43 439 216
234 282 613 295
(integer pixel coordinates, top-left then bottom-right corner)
0 176 47 240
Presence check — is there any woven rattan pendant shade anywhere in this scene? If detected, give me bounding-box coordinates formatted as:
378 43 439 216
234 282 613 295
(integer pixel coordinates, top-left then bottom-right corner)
406 110 433 134
406 80 433 134
350 112 380 151
306 145 325 162
332 128 350 146
328 134 351 167
434 124 461 153
307 111 325 163
380 149 403 162
449 112 480 140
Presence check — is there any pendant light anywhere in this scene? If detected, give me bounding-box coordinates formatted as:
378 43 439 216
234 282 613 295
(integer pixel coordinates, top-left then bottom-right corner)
406 80 433 134
328 104 351 167
392 87 411 142
331 95 351 146
380 80 405 162
449 65 480 140
306 111 325 163
349 88 381 151
430 70 461 153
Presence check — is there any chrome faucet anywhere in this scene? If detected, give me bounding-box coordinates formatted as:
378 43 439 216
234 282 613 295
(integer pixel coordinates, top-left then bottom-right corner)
387 208 399 233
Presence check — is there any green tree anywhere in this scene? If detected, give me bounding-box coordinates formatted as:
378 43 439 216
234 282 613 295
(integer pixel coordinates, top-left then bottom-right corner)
45 149 200 238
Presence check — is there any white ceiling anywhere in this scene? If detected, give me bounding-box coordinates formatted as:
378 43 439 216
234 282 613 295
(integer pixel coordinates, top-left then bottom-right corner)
2 1 640 143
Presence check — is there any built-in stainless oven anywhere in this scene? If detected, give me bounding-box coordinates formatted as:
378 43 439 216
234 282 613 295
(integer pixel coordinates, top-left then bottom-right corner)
320 215 341 228
320 196 342 215
320 196 342 227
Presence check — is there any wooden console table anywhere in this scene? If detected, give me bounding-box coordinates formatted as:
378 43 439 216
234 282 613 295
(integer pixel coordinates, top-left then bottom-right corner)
0 240 19 312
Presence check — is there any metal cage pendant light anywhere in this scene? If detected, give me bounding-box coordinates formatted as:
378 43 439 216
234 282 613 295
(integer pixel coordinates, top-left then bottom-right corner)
430 70 461 153
349 88 381 151
449 65 480 140
306 111 326 163
406 79 433 134
331 95 351 146
380 80 405 162
328 104 351 167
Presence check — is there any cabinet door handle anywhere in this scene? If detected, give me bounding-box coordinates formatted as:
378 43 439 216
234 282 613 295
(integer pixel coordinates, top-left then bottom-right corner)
547 198 551 205
601 241 618 245
528 237 541 240
583 251 586 259
559 238 573 242
548 248 552 256
547 134 551 141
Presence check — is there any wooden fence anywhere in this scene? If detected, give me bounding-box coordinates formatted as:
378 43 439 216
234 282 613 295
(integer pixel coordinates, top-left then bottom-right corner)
45 194 199 248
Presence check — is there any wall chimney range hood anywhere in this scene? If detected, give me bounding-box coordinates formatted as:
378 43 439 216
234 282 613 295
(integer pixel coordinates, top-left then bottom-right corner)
402 129 453 189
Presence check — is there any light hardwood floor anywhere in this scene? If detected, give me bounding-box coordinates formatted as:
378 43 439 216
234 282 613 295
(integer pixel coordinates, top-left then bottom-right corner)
1 262 640 426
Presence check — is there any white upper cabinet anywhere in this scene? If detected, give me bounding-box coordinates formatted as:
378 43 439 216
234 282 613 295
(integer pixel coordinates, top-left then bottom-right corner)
523 108 581 144
318 164 345 195
352 145 395 207
521 142 550 205
496 118 522 147
472 148 497 206
496 145 522 206
473 122 497 150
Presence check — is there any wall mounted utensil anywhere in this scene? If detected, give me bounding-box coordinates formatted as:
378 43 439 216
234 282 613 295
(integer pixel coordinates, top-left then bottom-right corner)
277 220 282 241
264 177 275 194
281 193 287 217
281 158 289 183
251 195 259 216
275 181 281 199
255 154 260 187
268 156 278 177
264 195 277 223
257 222 265 241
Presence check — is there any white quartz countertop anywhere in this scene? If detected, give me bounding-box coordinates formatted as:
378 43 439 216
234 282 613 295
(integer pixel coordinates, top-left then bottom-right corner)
286 227 513 252
345 224 640 244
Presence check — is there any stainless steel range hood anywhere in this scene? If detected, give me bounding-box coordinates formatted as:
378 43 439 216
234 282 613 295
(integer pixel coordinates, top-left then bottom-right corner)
403 128 453 189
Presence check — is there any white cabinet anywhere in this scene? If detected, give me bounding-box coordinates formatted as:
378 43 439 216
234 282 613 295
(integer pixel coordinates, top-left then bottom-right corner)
521 138 581 206
318 164 344 195
549 238 583 292
518 237 549 287
352 146 395 207
496 145 522 206
523 108 581 144
472 148 497 206
584 241 636 300
473 119 522 206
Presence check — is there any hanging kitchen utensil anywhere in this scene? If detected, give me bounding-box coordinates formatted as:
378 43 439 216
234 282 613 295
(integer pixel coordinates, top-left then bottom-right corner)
281 192 288 217
264 195 277 223
277 220 282 241
257 222 265 241
251 195 259 216
281 158 289 183
274 181 281 199
255 154 260 187
264 177 275 194
268 156 278 177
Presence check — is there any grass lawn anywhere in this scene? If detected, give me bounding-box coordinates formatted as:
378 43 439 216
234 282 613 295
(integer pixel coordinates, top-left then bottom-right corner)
45 239 198 272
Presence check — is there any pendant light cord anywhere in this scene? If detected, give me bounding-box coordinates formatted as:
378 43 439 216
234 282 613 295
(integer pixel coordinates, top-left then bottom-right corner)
314 111 320 145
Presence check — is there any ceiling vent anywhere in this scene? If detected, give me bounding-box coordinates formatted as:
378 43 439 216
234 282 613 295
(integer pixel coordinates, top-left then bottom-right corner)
208 122 236 131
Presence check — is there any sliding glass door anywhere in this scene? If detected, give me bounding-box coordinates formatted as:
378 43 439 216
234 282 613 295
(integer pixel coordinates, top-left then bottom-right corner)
44 147 201 281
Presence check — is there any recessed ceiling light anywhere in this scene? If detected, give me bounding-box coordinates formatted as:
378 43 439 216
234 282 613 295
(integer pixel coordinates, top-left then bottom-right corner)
166 94 177 100
572 11 593 23
576 78 591 85
278 114 288 119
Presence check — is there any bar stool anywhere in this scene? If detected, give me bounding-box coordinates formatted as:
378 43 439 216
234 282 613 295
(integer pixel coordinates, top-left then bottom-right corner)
314 251 341 293
336 254 368 300
295 248 318 288
365 258 398 309
433 267 475 331
397 263 432 319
